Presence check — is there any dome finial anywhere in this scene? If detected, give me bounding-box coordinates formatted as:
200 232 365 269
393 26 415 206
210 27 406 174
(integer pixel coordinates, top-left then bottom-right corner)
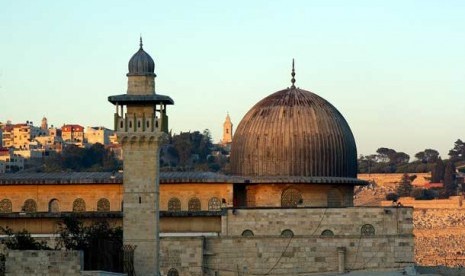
291 59 296 88
139 35 143 49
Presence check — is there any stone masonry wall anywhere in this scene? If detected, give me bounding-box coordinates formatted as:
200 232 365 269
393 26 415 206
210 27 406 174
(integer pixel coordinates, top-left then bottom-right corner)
160 207 414 275
205 235 412 275
160 237 203 276
160 235 413 276
381 196 464 209
221 207 413 236
5 250 82 276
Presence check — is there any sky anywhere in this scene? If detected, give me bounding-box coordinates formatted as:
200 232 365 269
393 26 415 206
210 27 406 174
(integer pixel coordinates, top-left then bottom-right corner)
1 1 464 159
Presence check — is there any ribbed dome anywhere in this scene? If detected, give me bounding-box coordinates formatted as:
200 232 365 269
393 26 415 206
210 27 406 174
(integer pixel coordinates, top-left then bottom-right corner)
127 40 155 76
230 87 357 178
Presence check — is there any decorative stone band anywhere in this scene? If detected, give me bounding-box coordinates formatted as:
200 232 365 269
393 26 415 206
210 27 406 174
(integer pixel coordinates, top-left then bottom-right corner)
118 132 168 147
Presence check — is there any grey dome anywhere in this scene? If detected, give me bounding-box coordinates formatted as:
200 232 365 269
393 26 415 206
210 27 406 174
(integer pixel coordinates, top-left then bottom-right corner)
230 87 357 178
127 40 155 76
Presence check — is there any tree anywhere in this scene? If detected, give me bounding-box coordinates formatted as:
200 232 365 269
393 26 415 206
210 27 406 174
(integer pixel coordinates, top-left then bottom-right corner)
443 161 457 196
431 157 445 183
449 139 465 162
0 226 50 250
396 173 413 197
376 147 397 163
386 193 399 201
44 143 120 172
392 152 410 164
415 149 439 163
56 216 123 271
170 130 213 168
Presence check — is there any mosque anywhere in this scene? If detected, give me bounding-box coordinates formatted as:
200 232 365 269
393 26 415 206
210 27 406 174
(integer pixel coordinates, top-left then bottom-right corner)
0 40 414 275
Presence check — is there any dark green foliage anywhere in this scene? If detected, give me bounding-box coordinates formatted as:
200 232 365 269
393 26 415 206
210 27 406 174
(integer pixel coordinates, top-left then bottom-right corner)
431 157 445 183
56 216 123 272
0 226 50 250
449 139 465 162
444 161 457 196
168 129 215 169
410 188 436 200
396 174 413 197
44 143 120 172
56 216 122 251
415 149 439 163
386 192 399 201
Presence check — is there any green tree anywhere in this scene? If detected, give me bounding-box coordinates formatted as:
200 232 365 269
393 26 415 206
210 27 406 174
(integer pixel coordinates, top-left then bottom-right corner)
415 149 439 163
56 216 123 271
0 227 50 250
444 161 457 196
44 143 120 172
396 173 413 197
431 157 445 183
449 139 465 162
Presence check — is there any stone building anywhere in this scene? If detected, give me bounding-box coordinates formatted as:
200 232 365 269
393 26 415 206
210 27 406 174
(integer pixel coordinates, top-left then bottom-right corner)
85 126 114 145
0 43 414 275
61 124 84 144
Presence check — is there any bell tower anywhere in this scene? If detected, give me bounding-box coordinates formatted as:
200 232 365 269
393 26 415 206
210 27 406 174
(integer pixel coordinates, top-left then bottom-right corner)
222 113 233 144
108 38 174 276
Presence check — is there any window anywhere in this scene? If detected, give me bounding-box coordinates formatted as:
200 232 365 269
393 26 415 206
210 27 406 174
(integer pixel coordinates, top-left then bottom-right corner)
23 199 37 212
168 198 181 211
167 268 179 276
0 199 12 213
241 230 254 237
188 197 201 211
97 198 110 211
361 224 375 236
73 198 86 212
49 199 59 213
280 229 294 237
321 229 334 236
281 188 302 207
208 197 221 211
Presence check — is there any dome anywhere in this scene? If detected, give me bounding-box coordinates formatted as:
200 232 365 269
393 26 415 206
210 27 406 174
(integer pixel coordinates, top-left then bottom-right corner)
127 38 155 76
230 87 357 178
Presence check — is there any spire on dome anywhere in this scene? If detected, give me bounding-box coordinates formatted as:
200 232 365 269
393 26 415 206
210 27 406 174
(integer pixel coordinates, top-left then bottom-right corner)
291 59 296 88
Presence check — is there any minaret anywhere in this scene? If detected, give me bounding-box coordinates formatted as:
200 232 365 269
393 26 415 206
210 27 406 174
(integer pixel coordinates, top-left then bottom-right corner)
108 38 174 276
222 113 233 144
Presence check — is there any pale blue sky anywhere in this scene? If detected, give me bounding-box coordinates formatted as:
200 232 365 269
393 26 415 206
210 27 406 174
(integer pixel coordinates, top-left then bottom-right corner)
1 1 464 159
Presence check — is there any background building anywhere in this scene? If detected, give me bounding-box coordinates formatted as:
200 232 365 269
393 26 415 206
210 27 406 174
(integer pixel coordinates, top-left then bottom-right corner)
61 124 84 144
85 126 114 145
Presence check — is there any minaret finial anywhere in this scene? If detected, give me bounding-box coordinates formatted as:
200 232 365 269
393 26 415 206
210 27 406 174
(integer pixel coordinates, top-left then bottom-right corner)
139 35 143 49
291 59 296 88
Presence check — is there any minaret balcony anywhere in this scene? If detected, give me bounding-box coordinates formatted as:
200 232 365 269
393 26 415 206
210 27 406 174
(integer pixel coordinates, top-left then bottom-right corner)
114 114 163 133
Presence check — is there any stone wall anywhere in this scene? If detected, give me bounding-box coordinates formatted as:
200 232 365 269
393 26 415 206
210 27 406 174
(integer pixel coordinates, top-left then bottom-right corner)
160 183 232 211
358 173 431 187
204 235 412 275
160 237 203 276
160 207 414 275
246 184 354 207
160 235 413 275
0 184 123 212
5 250 82 276
221 207 413 236
381 196 464 209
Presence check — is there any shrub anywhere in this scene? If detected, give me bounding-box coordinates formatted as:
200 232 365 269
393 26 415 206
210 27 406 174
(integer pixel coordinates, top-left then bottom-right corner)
386 193 399 201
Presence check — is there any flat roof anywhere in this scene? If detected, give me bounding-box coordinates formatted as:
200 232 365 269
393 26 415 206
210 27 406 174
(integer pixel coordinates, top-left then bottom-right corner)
0 172 368 186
